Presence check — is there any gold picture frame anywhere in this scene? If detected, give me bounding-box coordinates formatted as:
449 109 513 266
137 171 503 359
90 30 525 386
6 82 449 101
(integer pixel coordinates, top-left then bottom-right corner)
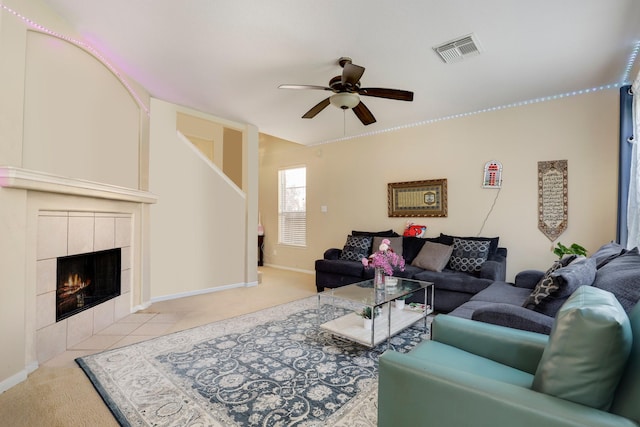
388 179 448 217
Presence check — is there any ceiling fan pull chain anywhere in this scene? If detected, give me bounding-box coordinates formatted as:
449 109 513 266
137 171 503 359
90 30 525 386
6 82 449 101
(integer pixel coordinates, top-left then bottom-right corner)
343 109 346 136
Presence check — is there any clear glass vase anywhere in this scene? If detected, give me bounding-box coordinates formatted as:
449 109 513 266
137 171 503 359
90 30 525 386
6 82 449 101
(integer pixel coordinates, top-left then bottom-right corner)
374 267 385 290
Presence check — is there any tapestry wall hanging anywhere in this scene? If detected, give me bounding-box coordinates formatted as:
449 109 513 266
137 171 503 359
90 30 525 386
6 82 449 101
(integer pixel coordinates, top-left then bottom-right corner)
538 160 568 241
388 179 447 217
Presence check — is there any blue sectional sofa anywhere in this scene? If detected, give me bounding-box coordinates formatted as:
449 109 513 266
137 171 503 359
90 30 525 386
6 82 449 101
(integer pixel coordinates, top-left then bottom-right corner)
315 231 507 313
448 241 640 334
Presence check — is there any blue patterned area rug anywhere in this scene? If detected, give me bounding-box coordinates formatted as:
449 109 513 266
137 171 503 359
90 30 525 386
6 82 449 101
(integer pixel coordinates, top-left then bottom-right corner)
76 296 429 426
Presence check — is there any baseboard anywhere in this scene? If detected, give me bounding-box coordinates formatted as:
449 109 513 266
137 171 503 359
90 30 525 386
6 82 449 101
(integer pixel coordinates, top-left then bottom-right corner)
131 301 152 313
149 281 254 304
262 263 314 275
0 359 40 394
139 267 311 308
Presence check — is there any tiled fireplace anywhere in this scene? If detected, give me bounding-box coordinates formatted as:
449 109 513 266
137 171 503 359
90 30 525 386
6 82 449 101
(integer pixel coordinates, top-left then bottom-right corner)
35 210 133 363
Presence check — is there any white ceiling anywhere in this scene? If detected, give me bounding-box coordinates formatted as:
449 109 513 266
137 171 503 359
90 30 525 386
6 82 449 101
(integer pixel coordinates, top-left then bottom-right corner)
40 0 640 145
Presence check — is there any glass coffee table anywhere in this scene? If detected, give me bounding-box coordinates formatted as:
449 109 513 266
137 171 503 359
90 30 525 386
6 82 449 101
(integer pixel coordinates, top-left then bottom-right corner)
318 277 434 348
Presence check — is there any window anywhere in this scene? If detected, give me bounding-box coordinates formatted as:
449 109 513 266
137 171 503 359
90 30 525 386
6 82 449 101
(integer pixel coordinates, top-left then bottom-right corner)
278 167 306 246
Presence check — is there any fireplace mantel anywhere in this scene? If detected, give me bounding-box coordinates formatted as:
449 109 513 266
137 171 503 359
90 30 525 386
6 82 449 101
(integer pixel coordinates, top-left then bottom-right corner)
0 166 157 204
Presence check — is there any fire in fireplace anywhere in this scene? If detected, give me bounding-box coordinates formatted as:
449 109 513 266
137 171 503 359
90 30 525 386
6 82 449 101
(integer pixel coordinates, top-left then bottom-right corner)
56 248 121 321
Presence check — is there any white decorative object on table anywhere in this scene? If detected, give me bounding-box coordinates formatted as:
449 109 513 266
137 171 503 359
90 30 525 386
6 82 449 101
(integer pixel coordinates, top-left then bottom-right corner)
363 317 373 330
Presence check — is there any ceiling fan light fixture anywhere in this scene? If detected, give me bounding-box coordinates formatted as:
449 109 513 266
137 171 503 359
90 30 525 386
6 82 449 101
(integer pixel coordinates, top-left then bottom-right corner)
330 92 360 109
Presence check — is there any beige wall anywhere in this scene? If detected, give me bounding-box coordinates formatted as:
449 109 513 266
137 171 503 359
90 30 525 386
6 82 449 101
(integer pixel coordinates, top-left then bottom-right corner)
0 1 260 391
176 112 222 166
149 99 258 299
0 0 151 392
223 127 243 189
259 89 619 280
23 32 140 188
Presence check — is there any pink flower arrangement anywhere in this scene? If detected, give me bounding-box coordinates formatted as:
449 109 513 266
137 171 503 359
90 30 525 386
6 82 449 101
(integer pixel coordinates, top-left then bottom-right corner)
361 238 405 276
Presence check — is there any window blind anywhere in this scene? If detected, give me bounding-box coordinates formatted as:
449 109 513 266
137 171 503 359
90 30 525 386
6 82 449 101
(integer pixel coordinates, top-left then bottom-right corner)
278 167 306 246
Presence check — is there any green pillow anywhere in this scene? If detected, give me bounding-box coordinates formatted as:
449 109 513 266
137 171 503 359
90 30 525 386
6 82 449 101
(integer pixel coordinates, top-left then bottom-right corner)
532 286 632 410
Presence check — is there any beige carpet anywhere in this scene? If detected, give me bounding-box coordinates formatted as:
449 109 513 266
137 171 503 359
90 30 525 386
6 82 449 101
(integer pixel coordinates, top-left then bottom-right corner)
0 267 317 427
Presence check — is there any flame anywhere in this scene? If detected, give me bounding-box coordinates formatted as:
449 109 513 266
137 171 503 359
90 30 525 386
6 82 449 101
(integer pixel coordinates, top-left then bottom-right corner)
58 273 91 298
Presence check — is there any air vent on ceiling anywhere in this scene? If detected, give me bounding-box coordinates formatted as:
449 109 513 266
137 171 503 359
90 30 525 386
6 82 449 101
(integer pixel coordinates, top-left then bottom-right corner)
433 33 482 63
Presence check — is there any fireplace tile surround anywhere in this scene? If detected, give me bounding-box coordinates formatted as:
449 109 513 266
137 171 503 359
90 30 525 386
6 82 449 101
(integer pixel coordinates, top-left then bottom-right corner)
35 210 132 363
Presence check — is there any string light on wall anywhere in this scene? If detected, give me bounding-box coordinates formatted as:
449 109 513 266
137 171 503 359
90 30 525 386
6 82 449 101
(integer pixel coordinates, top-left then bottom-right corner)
0 3 150 115
316 82 623 145
621 41 640 84
315 40 640 146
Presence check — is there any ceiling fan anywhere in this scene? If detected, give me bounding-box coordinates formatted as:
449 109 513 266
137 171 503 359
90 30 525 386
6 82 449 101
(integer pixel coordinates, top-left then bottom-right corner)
279 57 414 126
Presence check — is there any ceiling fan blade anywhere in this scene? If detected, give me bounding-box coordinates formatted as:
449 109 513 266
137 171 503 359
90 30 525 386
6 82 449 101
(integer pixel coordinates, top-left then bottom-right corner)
359 87 414 101
279 84 331 91
342 63 365 87
302 97 331 119
352 101 376 125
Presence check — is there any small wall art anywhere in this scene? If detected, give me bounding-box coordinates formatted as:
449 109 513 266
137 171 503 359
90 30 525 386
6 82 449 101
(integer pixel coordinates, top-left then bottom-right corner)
388 179 448 217
538 160 568 241
482 160 503 188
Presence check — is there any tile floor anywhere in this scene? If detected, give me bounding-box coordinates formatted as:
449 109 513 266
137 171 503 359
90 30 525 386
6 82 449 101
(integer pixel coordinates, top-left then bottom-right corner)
41 266 317 369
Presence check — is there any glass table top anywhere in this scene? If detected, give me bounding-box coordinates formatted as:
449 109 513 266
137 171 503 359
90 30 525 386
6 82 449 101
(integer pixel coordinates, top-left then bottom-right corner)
321 277 431 307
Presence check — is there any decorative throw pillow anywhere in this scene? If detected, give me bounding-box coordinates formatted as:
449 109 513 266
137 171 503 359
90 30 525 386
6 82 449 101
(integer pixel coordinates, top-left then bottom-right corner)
402 236 441 265
448 238 490 273
338 235 372 262
411 241 453 272
372 236 403 257
522 256 577 309
532 257 597 317
440 233 499 257
532 286 632 410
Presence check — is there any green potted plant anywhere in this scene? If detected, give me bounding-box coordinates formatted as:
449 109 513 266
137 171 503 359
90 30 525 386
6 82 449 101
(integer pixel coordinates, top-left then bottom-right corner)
394 293 413 310
358 306 381 330
553 242 587 259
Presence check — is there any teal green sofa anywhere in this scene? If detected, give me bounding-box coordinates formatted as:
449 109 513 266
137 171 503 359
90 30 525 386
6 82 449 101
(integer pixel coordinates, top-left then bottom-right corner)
379 286 640 427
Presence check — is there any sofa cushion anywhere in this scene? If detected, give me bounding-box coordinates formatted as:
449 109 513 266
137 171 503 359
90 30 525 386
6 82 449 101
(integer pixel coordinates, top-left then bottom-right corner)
392 264 424 279
352 229 397 237
440 233 499 257
338 235 372 262
372 236 403 257
411 241 453 272
471 303 556 335
471 281 533 305
315 258 364 277
448 238 490 273
413 269 493 294
591 241 627 269
592 248 640 313
532 286 632 410
405 339 534 388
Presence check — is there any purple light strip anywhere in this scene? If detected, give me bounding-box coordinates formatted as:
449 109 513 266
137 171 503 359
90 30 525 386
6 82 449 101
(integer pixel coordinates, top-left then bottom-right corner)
0 3 150 115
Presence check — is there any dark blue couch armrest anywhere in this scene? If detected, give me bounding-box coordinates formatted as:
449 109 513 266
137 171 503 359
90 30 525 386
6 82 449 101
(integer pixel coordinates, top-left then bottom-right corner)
515 270 545 288
479 248 507 281
471 303 554 334
323 248 342 260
